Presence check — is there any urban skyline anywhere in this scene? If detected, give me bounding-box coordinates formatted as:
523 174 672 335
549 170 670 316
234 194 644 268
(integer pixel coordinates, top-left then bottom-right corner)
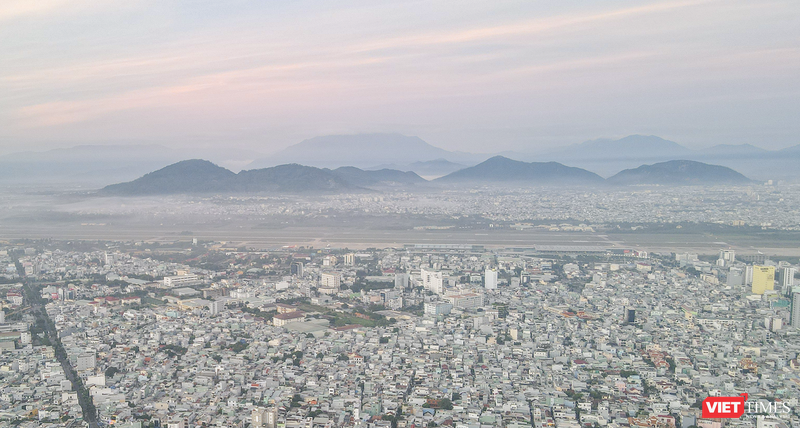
2 1 800 427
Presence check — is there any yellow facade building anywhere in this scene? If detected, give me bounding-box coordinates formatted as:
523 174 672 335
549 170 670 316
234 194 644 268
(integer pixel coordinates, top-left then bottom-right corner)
751 265 775 294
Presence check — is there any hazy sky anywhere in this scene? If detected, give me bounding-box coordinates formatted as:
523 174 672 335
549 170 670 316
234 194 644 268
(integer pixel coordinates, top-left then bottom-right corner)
2 0 799 156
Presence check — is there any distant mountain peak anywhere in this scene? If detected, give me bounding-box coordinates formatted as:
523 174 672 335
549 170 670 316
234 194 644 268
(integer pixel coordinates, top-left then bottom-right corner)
436 155 603 184
248 133 485 169
156 158 224 169
101 159 237 195
607 159 751 185
330 166 426 186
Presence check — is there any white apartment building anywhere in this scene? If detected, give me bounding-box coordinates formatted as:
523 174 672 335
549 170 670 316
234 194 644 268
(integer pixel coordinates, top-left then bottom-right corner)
320 272 341 290
485 267 498 290
420 268 444 294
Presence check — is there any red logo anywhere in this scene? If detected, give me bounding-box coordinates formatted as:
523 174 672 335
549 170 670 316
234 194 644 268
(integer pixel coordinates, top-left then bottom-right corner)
702 393 748 418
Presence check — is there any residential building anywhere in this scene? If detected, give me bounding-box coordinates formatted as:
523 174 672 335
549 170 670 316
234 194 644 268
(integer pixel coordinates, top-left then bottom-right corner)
485 268 498 290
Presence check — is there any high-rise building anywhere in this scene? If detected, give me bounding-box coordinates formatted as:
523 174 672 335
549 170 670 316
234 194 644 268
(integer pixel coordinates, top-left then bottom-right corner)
421 268 444 294
751 266 775 295
718 250 735 265
290 262 304 277
320 272 341 290
727 267 744 287
623 308 636 324
745 265 754 285
344 253 355 266
252 408 265 428
780 267 796 290
394 273 409 289
765 317 782 332
265 408 277 428
791 291 800 329
484 268 498 290
252 407 278 428
209 300 222 316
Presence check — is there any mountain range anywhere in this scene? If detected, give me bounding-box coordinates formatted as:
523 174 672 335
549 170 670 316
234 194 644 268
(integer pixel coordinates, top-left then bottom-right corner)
101 160 429 195
4 133 798 186
100 156 752 195
528 135 800 179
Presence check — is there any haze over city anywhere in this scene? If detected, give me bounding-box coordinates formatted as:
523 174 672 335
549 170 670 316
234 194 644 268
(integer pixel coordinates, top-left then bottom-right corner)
1 2 800 428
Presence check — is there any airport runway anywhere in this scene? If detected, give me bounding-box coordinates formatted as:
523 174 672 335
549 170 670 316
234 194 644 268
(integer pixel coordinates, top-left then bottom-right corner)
1 223 799 256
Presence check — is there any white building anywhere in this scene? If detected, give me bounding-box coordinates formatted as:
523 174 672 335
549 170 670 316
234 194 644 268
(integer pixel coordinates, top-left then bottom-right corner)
420 268 444 294
765 317 782 332
76 353 96 371
791 291 800 329
718 249 735 266
484 268 498 290
424 302 453 316
163 274 201 288
320 272 341 290
780 267 796 290
446 293 483 310
209 300 223 315
745 265 754 285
